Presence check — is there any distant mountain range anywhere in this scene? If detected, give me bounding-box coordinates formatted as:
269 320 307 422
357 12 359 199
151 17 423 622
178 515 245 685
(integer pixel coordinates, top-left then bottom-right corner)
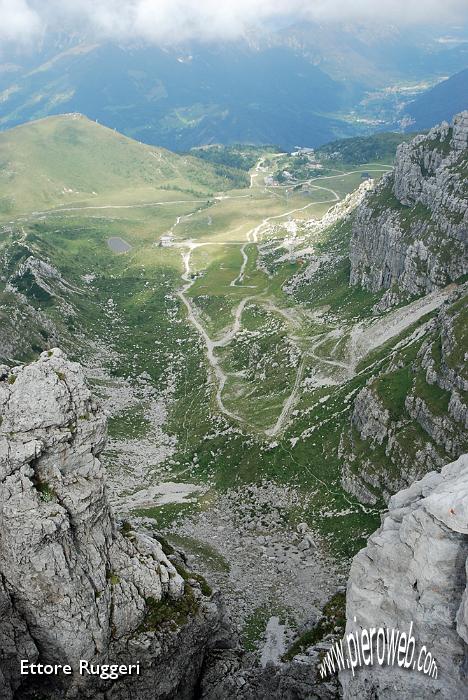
0 24 467 150
401 68 468 130
0 42 357 152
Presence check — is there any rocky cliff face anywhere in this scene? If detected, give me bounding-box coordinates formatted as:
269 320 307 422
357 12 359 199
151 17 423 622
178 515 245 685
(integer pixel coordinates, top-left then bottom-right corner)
0 231 73 363
349 111 468 308
0 349 229 699
341 113 468 505
341 453 468 699
341 283 468 504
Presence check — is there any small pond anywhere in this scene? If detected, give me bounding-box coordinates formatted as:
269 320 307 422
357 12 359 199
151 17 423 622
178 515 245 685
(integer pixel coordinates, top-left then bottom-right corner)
107 237 132 253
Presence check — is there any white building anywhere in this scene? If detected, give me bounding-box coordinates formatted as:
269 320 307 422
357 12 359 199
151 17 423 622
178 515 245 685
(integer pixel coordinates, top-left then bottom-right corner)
160 235 174 247
291 147 315 156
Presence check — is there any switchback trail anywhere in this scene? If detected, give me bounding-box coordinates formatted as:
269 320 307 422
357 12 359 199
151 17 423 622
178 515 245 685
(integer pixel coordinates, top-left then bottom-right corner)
175 162 444 438
177 193 338 436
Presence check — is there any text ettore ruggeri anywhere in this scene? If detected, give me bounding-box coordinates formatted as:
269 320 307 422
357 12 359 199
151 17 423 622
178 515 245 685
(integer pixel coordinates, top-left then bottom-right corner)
20 660 141 680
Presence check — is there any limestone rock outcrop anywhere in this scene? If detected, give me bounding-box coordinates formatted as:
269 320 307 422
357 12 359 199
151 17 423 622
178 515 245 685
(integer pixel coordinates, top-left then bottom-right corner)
341 266 467 505
349 111 468 307
341 453 468 699
0 349 228 699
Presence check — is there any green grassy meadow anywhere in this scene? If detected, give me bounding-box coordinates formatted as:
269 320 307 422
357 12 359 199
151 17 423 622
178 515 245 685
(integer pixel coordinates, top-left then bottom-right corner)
1 115 409 561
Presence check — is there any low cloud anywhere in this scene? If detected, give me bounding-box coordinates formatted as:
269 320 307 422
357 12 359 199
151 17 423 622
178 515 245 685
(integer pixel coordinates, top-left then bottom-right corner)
0 0 42 42
2 0 468 45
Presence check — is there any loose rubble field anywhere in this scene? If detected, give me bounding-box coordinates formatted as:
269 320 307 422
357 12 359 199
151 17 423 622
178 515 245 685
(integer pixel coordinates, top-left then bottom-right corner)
161 482 347 657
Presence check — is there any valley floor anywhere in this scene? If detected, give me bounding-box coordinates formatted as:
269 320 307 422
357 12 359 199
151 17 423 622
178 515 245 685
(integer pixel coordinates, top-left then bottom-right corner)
3 150 433 656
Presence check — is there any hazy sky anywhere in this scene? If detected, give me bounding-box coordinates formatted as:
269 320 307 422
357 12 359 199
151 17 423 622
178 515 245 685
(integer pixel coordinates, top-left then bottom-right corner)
1 0 468 44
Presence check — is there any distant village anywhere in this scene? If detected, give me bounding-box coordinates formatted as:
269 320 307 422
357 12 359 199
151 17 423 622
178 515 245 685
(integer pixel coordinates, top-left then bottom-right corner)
265 146 324 186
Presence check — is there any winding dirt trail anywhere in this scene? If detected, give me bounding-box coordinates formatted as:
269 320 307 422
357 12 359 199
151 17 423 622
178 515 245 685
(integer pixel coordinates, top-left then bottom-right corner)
175 161 440 438
177 242 243 422
231 197 337 288
176 189 339 435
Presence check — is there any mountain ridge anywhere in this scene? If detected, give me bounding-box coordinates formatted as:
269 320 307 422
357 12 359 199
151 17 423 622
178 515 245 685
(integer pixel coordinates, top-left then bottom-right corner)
1 24 467 151
0 112 249 217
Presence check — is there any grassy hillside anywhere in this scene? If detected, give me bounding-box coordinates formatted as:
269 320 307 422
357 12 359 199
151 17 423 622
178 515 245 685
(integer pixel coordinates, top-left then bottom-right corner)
316 132 416 165
0 114 248 217
190 144 279 170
